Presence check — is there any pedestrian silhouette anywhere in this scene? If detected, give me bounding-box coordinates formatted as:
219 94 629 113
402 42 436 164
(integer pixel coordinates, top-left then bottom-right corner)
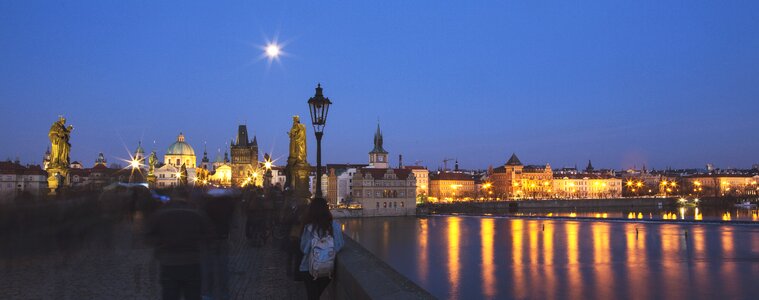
202 194 235 300
146 196 213 300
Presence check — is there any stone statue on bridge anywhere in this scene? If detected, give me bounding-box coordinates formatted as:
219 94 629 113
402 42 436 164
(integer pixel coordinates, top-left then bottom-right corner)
48 116 74 169
285 115 311 201
47 116 73 195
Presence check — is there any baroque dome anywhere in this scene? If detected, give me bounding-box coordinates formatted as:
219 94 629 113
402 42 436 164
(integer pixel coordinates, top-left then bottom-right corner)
166 133 195 156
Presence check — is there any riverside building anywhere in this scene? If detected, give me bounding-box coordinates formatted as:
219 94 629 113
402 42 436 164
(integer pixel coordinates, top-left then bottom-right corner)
349 123 416 216
490 153 553 199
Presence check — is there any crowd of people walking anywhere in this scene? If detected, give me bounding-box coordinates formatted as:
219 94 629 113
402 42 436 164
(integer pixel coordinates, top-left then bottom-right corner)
145 186 343 300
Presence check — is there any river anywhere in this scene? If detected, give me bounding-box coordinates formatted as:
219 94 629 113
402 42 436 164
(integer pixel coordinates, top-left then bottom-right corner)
342 216 759 300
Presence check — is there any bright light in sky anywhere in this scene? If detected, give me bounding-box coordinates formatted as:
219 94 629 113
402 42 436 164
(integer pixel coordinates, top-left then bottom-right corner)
265 43 281 59
258 36 288 65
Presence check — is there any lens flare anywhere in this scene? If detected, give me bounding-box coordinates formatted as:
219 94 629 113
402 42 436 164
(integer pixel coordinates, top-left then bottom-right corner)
265 43 281 59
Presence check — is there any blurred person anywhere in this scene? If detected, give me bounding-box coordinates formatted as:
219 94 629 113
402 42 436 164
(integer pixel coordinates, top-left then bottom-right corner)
146 197 213 300
202 195 235 300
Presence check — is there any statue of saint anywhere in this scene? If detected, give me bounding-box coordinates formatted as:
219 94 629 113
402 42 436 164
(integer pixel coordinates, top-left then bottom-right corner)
287 115 307 164
180 163 188 186
148 151 157 176
48 116 74 169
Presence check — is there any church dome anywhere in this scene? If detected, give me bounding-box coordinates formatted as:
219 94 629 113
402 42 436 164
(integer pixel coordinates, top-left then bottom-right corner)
166 133 196 156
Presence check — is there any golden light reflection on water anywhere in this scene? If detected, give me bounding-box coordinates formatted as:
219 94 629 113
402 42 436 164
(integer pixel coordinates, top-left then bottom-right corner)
528 221 538 265
527 221 540 295
511 219 525 299
660 225 683 299
625 223 648 298
542 222 555 299
382 221 390 255
694 227 705 254
447 217 461 299
591 222 612 299
592 222 610 264
543 222 553 265
419 218 429 285
720 228 737 291
566 222 581 300
722 227 734 256
481 218 495 298
661 225 681 254
691 227 707 290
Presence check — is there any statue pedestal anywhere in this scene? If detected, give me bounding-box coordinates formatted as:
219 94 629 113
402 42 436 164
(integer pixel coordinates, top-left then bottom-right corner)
147 174 157 189
287 161 312 204
46 167 68 196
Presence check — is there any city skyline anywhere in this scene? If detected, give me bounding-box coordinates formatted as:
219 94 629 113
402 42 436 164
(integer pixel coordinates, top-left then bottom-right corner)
2 1 758 169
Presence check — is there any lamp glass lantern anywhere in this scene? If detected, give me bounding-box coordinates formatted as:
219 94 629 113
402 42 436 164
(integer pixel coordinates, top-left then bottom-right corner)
308 83 332 134
307 83 332 199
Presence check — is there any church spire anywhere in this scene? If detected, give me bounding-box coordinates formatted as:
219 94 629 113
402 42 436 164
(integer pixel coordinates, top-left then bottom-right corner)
368 122 389 168
370 122 387 154
202 143 209 163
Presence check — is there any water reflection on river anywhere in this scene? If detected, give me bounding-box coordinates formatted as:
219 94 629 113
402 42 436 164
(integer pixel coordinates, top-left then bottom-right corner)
343 216 759 300
499 207 759 222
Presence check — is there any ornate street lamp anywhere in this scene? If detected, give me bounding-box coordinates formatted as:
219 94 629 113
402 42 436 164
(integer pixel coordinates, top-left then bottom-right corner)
307 83 332 198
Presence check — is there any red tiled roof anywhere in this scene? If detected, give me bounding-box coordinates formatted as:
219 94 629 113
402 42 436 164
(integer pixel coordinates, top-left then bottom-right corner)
23 165 46 175
357 168 413 180
403 166 427 170
69 168 91 177
0 161 46 175
430 172 475 181
0 161 25 174
554 174 619 180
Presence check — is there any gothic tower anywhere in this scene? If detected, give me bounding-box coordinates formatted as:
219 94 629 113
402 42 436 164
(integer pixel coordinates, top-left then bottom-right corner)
134 141 145 163
200 143 210 170
368 123 389 168
230 125 259 186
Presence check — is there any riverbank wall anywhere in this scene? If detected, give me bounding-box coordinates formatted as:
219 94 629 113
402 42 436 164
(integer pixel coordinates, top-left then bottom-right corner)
418 197 675 214
325 236 435 299
417 197 741 215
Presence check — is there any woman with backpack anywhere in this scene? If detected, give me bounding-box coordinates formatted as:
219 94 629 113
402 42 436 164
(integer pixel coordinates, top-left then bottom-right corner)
299 197 344 300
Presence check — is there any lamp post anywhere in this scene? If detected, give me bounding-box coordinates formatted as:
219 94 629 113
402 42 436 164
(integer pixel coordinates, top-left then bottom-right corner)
307 83 332 198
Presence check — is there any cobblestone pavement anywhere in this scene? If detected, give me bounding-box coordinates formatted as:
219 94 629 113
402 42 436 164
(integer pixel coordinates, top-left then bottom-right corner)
0 212 305 300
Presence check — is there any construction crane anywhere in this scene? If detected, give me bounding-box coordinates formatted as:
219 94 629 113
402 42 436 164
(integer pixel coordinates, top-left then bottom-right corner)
442 158 455 171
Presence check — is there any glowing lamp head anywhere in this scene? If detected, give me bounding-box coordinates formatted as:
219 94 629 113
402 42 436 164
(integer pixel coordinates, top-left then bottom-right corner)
130 159 140 169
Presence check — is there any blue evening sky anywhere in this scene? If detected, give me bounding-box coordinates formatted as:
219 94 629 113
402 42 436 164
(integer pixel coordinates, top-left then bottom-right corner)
1 1 758 170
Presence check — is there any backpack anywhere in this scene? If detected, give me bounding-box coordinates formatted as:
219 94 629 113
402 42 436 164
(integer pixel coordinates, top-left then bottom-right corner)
307 225 336 279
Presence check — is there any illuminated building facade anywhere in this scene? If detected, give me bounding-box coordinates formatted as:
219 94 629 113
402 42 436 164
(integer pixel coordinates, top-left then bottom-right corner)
326 164 367 206
210 164 232 187
155 164 196 188
490 153 553 199
684 175 759 197
351 168 416 216
428 171 476 201
164 133 197 168
230 125 259 187
404 165 429 199
553 175 622 198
